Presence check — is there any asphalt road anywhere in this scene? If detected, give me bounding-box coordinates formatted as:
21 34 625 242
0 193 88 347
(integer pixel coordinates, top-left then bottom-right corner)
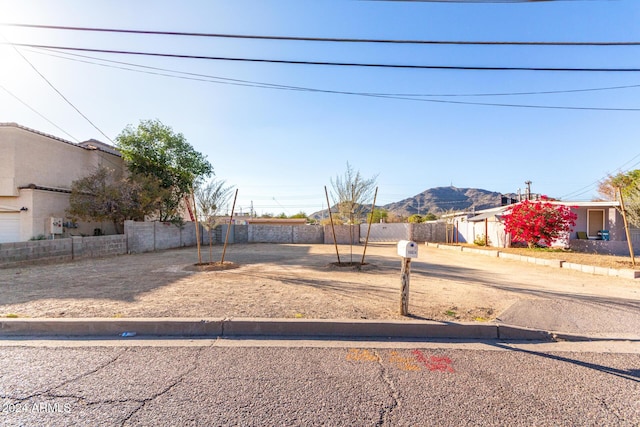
1 339 639 426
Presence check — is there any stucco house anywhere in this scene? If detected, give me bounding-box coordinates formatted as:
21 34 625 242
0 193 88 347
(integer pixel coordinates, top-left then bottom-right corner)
449 200 639 256
0 123 124 243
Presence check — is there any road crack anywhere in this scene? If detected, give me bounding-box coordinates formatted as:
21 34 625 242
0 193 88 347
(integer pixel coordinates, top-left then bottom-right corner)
373 350 399 427
120 346 205 426
6 349 126 403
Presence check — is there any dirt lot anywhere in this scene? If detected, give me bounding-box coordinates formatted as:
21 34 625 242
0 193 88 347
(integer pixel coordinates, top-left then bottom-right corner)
1 243 638 325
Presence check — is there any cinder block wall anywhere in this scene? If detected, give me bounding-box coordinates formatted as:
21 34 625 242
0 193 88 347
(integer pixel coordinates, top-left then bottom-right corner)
234 225 249 243
75 235 126 259
249 225 293 243
411 222 447 243
293 225 324 244
0 235 127 268
0 238 73 267
324 225 360 244
153 222 181 250
125 221 155 253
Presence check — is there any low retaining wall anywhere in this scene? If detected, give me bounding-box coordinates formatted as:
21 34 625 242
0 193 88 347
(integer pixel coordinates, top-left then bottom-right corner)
0 235 127 268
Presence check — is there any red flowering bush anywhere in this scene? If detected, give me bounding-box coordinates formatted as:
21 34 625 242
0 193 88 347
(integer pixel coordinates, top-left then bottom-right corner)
502 198 577 248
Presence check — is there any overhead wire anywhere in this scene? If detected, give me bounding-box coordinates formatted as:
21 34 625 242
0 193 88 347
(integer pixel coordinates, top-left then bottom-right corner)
3 22 640 46
558 156 640 200
0 34 114 143
0 83 80 142
19 46 640 112
5 42 640 74
27 47 640 98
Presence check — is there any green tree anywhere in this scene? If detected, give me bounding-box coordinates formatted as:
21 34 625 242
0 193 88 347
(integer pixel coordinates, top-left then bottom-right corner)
116 119 213 222
67 166 168 233
367 208 388 224
423 212 438 221
407 214 423 224
290 211 308 219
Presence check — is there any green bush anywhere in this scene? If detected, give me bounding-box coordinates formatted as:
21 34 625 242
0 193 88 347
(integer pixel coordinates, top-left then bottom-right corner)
474 234 491 246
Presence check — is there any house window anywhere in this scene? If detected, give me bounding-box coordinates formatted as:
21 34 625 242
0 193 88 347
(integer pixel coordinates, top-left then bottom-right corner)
587 209 605 238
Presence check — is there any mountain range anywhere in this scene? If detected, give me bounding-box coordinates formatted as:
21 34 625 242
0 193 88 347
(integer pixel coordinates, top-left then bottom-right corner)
311 186 517 219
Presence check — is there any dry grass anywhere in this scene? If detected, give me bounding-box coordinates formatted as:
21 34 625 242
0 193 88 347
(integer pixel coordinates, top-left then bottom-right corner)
461 244 639 270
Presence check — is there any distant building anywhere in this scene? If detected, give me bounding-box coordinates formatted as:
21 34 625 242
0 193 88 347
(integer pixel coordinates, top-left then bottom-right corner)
447 200 639 255
0 123 124 242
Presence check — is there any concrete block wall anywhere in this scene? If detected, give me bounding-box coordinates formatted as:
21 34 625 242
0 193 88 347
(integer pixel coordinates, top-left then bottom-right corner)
292 225 324 244
74 235 126 259
124 221 202 253
234 225 249 243
324 225 360 245
180 222 199 247
411 222 447 243
0 238 73 267
249 225 294 243
0 235 127 268
124 221 155 253
153 222 182 250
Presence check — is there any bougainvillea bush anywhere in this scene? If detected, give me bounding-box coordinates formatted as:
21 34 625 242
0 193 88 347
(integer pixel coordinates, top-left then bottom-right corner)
502 198 577 248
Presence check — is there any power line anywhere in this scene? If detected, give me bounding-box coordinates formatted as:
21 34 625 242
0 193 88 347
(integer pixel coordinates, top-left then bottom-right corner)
0 83 79 141
5 42 640 73
3 22 639 46
29 47 640 99
1 35 114 143
558 156 640 200
24 47 640 112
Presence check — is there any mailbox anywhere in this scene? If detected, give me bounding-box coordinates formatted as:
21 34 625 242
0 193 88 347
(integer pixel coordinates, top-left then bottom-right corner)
397 240 418 258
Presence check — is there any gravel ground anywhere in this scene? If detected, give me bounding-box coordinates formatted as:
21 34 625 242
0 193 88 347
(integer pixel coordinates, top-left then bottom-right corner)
1 243 638 333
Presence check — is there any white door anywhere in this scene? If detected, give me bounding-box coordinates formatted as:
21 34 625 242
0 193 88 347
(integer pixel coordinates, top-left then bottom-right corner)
0 213 21 243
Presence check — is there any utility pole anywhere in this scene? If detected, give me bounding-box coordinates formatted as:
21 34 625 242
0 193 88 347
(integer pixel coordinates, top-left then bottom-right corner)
525 180 532 200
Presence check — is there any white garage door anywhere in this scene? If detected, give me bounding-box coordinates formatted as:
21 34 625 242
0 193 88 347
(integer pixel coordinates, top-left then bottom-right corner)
0 213 21 243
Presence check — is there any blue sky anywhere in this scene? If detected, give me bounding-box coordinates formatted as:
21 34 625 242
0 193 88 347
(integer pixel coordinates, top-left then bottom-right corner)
1 0 639 216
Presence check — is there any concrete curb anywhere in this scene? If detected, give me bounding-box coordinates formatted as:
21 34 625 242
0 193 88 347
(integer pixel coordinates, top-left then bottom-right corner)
0 318 565 341
426 243 640 279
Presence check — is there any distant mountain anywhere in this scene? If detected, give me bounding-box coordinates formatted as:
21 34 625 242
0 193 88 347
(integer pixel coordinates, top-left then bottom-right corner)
382 186 516 217
310 186 516 219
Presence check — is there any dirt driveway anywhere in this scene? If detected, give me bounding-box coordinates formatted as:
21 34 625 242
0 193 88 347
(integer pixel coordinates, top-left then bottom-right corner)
1 243 639 333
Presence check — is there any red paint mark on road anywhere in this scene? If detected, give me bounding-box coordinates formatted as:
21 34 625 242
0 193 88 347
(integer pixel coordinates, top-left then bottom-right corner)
412 350 455 373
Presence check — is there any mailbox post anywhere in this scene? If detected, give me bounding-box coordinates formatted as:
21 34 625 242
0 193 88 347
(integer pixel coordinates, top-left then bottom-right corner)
397 240 418 316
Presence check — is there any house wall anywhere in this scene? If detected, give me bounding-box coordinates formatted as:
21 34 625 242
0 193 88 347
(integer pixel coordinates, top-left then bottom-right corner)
0 125 124 242
4 126 123 190
570 206 625 240
0 131 16 196
19 189 117 240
